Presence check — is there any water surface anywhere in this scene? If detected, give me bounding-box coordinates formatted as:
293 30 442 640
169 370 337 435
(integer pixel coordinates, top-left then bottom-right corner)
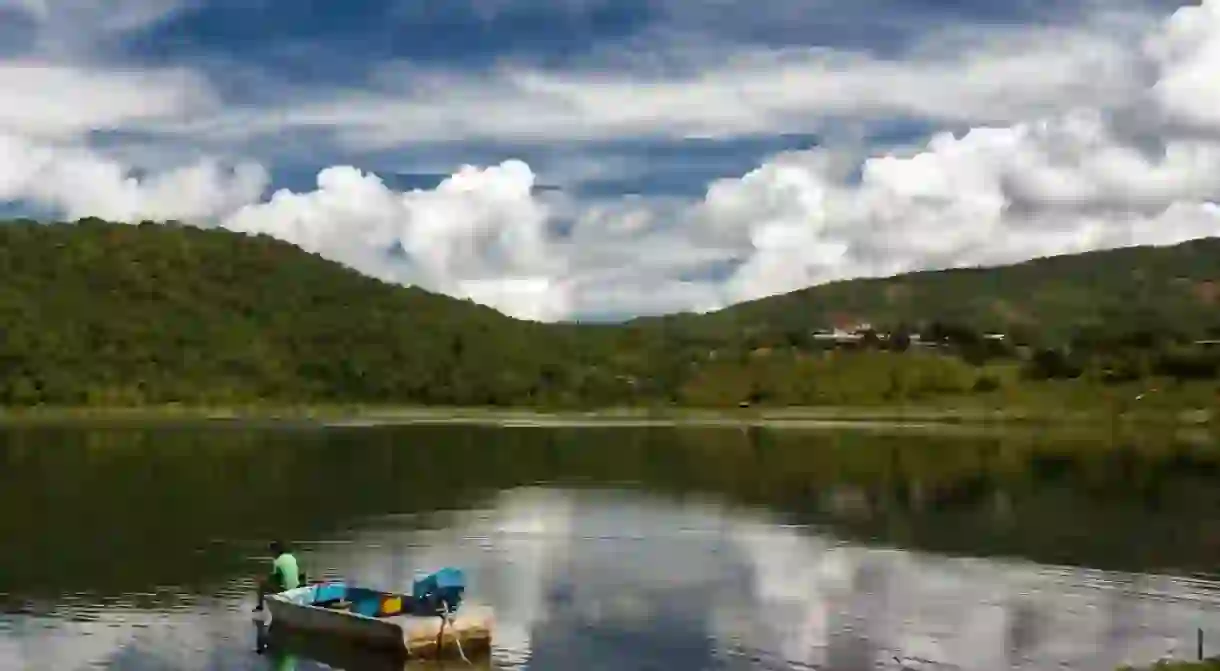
3 424 1220 670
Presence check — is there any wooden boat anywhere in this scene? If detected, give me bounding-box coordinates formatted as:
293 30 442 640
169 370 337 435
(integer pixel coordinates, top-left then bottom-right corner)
256 617 494 670
265 568 493 660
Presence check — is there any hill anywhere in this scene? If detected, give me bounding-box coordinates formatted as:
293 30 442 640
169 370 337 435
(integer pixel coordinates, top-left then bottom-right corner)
0 219 1215 411
635 238 1220 345
0 218 630 406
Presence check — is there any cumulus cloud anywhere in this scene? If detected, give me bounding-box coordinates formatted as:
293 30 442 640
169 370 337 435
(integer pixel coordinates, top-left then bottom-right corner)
1144 0 1220 134
0 134 268 222
0 0 255 222
1 0 1220 321
220 160 570 321
700 117 1220 306
205 0 1219 320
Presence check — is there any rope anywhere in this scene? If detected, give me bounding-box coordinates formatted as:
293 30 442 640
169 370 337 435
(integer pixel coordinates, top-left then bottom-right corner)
439 599 472 665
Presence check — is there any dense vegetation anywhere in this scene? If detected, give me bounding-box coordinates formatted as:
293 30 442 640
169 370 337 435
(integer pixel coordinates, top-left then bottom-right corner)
639 238 1220 344
0 218 616 406
0 218 1217 410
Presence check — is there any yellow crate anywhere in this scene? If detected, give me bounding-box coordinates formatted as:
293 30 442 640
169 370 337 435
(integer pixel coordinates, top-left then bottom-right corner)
380 596 402 616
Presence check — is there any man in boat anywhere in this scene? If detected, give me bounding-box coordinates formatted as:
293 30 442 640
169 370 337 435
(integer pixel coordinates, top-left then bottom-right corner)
253 540 306 612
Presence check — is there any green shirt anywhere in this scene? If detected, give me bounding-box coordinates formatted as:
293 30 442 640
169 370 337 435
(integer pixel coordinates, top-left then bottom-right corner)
271 552 300 590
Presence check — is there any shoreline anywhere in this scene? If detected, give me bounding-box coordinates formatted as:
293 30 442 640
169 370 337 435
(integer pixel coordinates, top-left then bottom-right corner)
1120 662 1220 670
0 402 1211 429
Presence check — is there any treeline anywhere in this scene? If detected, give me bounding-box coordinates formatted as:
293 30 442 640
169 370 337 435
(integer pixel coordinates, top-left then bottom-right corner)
0 219 1216 408
635 318 1220 407
1025 324 1220 383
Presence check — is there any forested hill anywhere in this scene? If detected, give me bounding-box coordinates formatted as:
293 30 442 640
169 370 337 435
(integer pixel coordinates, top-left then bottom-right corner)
636 238 1220 343
0 219 1217 408
0 219 621 406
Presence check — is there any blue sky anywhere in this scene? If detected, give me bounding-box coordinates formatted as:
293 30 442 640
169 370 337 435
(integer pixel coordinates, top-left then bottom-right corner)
0 0 1217 321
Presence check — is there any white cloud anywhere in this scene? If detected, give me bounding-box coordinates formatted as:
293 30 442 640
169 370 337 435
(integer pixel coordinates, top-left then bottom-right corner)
204 0 1219 320
181 17 1145 149
0 134 268 222
0 63 216 140
0 0 251 223
1 0 195 55
695 109 1220 306
215 107 1220 319
1143 0 1220 134
220 160 570 321
0 0 215 141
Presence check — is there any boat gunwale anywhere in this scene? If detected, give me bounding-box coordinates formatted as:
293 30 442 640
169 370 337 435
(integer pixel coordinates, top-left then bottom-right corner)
267 584 407 627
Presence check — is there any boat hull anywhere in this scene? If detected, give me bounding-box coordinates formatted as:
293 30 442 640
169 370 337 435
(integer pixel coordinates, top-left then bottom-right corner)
266 582 494 659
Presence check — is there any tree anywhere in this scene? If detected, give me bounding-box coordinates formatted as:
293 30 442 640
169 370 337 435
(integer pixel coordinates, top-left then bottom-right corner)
1024 348 1083 380
890 323 913 352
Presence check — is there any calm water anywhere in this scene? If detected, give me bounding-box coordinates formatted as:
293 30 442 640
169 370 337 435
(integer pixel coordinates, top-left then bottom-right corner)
3 423 1220 671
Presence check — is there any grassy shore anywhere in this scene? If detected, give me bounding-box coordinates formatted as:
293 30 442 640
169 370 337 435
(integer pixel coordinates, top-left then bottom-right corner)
0 377 1210 427
0 389 1211 429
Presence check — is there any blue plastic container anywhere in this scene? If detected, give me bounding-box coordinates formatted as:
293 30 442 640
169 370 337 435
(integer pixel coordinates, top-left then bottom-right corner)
412 567 467 613
311 582 347 604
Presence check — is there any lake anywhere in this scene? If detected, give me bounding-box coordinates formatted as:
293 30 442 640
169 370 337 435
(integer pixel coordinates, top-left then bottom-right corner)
3 422 1220 670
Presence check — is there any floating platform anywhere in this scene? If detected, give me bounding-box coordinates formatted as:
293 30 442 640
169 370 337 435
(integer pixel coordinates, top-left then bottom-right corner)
266 581 493 660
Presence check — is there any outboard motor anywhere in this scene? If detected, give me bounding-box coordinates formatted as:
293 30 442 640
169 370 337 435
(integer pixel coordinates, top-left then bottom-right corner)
412 567 466 615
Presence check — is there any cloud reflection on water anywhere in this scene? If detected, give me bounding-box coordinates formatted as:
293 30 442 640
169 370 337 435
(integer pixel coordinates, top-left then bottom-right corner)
310 486 1220 671
4 485 1220 670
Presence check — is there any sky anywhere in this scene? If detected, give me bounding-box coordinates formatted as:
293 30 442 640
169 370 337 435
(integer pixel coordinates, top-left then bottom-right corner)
0 0 1218 321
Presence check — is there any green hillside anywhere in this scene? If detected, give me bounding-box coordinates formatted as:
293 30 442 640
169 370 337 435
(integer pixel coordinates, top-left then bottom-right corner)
637 238 1220 345
0 218 628 406
0 218 1215 411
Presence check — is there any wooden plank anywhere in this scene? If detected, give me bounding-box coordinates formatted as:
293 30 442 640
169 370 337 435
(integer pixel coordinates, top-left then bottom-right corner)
398 605 495 659
400 605 495 658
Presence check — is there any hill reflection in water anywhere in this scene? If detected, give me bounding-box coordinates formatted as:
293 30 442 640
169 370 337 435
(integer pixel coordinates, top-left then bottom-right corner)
1 423 1219 670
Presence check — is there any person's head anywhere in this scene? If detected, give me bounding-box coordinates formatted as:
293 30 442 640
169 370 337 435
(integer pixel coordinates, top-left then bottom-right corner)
269 540 286 556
